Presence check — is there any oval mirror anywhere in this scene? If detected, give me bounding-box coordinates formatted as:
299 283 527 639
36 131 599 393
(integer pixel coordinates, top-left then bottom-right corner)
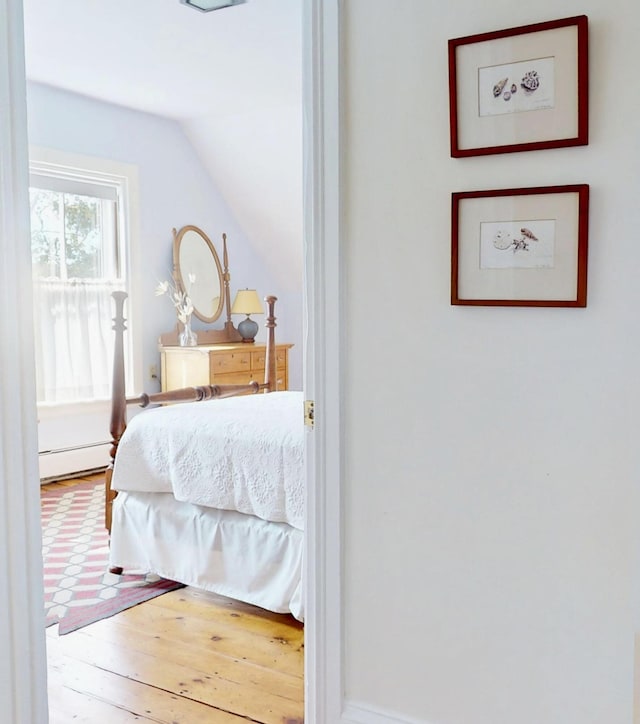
173 225 224 323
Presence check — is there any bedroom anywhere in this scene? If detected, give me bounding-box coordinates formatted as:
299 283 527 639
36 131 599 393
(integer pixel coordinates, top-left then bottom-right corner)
25 0 304 480
2 1 640 724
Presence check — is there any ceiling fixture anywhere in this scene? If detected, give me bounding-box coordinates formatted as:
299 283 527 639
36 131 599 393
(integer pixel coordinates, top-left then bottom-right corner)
180 0 246 11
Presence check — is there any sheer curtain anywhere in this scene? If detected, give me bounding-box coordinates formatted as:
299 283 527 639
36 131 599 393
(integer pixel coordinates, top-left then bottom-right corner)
32 279 124 403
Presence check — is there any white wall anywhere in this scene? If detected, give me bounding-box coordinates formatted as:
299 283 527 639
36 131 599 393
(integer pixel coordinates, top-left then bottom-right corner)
184 104 303 295
343 2 639 723
25 82 302 390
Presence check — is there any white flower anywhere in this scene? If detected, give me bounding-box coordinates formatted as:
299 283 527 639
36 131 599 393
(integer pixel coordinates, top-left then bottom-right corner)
156 278 194 325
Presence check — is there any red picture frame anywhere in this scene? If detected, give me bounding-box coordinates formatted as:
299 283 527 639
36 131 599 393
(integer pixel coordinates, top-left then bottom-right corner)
451 184 589 307
449 16 588 157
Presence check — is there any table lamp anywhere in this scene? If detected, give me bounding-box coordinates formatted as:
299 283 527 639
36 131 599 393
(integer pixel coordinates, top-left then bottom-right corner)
231 289 263 343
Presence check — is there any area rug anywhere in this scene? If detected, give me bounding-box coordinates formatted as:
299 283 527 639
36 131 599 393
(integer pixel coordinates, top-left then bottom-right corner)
41 479 184 635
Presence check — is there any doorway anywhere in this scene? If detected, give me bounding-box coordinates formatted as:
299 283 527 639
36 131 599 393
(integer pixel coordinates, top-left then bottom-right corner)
0 0 343 721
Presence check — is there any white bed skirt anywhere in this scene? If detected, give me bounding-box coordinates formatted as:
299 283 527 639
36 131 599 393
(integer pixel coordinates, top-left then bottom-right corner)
109 492 304 621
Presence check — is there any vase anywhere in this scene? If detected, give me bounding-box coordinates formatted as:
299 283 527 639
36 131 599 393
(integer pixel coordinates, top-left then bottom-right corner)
178 315 198 347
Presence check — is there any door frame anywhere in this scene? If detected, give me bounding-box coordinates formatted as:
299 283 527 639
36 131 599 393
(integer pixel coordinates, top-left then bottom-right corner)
0 0 345 721
303 0 344 721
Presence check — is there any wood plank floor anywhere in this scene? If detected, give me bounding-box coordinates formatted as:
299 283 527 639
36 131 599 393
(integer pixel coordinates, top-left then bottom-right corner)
43 474 304 723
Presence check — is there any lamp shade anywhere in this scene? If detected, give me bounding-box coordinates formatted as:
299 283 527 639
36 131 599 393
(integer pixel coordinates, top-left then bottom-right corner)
231 289 263 316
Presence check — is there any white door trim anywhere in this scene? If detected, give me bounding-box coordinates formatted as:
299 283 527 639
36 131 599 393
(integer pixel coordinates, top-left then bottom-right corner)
0 0 49 720
303 0 344 721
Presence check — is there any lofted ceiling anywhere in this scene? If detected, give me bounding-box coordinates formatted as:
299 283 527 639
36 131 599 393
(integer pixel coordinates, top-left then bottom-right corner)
22 0 303 289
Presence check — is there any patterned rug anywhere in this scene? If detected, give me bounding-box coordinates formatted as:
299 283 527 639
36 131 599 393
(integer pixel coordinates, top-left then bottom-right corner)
41 478 184 635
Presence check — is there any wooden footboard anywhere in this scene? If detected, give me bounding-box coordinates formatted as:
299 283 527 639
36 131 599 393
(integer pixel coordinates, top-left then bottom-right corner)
105 291 278 535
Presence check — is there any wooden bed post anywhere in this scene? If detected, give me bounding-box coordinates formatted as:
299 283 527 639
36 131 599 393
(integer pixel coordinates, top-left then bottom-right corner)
105 290 128 535
264 295 277 391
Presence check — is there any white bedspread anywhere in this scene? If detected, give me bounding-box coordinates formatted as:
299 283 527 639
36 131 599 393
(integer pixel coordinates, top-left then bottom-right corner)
111 391 304 530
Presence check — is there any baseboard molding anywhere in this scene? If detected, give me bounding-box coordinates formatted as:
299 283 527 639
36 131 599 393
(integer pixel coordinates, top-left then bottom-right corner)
342 700 433 724
635 634 640 724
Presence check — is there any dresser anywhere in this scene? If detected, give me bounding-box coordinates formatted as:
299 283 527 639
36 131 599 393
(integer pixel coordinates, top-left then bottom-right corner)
160 343 293 393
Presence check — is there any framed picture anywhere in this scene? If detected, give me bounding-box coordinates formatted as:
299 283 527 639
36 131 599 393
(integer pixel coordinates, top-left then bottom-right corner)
451 184 589 307
448 15 588 157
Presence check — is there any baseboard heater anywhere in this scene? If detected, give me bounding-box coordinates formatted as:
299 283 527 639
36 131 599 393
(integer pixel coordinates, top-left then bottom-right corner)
38 440 110 456
39 441 111 482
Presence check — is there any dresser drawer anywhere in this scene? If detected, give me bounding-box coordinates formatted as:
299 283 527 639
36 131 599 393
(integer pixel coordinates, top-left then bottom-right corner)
251 348 288 370
213 371 259 387
274 368 287 390
213 370 284 392
209 350 251 375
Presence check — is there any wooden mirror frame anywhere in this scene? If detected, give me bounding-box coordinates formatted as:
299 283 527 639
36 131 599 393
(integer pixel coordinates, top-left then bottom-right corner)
159 226 242 346
173 225 224 323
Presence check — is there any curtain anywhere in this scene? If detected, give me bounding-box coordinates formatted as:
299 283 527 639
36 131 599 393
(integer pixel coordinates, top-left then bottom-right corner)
32 279 125 403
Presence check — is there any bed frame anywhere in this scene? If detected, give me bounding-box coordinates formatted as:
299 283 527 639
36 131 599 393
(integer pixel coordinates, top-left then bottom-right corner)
104 290 279 539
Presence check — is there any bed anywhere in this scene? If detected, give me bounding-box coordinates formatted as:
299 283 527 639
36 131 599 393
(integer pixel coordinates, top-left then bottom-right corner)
104 291 305 621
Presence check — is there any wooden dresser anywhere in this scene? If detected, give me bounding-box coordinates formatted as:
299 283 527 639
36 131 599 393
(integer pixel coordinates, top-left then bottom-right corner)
160 343 293 392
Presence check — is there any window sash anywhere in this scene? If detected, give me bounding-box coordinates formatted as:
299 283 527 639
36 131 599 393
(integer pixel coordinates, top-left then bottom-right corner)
29 170 128 404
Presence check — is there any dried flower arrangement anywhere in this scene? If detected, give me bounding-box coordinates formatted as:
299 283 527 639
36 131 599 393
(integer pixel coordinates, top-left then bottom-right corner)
155 279 194 325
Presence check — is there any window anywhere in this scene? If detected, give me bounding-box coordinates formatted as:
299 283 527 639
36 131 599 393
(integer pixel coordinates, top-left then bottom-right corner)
29 185 118 281
29 164 128 403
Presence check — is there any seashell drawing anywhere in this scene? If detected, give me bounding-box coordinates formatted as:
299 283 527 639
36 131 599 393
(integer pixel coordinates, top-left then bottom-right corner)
493 77 508 97
520 227 538 241
493 230 513 250
512 238 530 252
510 84 517 94
521 70 540 93
503 91 511 101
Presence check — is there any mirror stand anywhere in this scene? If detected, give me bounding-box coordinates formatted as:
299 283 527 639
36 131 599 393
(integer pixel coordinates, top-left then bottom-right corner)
159 229 243 346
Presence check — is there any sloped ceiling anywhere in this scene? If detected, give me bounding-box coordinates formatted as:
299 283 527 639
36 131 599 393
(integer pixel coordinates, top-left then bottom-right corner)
22 0 302 290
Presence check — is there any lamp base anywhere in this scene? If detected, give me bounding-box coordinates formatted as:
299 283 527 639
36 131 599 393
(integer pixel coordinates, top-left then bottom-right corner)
237 316 258 343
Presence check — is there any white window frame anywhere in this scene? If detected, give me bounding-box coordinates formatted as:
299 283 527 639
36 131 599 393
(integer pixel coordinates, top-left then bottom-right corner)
28 146 143 407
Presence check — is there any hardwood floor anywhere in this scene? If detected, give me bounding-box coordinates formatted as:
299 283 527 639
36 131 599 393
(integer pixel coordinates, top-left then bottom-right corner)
42 474 304 723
